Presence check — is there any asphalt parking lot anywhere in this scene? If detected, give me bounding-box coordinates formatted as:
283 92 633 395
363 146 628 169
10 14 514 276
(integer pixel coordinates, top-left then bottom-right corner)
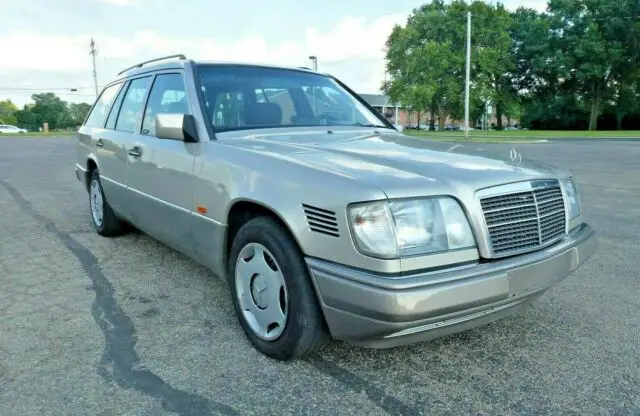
1 136 638 416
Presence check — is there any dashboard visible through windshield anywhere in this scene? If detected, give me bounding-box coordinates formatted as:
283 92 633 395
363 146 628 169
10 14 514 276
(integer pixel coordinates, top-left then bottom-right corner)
195 64 390 132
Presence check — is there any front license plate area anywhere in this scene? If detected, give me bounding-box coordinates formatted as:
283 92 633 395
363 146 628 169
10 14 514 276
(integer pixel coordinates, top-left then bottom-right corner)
508 249 572 296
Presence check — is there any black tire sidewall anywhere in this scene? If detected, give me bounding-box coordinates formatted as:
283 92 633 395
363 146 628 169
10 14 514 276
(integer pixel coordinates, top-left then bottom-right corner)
227 216 326 360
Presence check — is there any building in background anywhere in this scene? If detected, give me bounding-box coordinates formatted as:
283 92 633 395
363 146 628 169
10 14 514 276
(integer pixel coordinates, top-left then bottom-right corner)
358 93 518 130
358 94 409 126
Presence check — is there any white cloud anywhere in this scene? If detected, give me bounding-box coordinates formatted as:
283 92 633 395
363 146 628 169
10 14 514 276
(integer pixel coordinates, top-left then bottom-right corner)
93 0 139 6
0 13 403 104
0 32 92 71
305 14 404 62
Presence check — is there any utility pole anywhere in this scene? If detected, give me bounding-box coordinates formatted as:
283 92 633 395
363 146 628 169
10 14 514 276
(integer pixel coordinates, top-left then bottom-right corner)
464 11 471 139
89 38 99 98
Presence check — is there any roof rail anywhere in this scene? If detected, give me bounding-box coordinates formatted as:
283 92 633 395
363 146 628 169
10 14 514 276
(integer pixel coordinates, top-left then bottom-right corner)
117 54 187 76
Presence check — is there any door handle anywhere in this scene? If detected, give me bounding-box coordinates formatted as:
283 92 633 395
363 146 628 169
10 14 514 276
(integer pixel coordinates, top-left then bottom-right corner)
96 138 104 147
128 146 142 157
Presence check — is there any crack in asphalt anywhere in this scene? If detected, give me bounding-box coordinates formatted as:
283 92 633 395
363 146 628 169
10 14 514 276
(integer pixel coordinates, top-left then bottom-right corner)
2 178 421 416
0 180 239 416
307 357 423 416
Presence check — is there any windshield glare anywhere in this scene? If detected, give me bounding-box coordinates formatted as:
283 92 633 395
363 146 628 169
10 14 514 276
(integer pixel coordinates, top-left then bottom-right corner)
196 65 389 132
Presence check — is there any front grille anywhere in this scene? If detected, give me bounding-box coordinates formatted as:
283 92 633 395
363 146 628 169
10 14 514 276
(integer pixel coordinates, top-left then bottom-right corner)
479 181 567 257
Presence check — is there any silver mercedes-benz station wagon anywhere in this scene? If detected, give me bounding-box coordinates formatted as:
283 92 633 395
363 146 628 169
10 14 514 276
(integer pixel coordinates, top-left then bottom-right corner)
74 55 597 360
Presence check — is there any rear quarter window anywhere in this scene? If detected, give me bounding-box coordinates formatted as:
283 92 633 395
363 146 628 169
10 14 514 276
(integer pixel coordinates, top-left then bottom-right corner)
84 82 123 128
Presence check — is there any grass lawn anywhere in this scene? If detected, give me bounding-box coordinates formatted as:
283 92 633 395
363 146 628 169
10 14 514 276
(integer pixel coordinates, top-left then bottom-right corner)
405 129 640 141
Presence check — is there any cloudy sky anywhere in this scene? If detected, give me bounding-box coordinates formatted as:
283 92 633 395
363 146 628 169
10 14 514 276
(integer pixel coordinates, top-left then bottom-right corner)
0 0 546 107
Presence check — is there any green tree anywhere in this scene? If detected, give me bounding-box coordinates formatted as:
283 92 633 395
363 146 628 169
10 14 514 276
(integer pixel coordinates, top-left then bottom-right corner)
0 99 18 125
9 93 92 131
384 0 525 130
547 0 640 130
68 102 92 126
29 92 70 130
469 1 517 130
383 0 465 129
14 104 41 131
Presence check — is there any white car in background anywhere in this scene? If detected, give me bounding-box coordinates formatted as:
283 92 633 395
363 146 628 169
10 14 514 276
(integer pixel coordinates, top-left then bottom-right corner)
0 124 27 134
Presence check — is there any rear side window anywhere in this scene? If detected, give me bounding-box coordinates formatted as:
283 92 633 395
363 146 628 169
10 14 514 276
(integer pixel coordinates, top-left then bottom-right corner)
84 82 122 128
104 80 129 130
115 76 151 134
141 73 188 136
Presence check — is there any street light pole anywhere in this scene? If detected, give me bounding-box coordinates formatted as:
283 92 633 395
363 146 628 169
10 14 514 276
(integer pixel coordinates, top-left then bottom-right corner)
308 55 318 71
464 11 471 139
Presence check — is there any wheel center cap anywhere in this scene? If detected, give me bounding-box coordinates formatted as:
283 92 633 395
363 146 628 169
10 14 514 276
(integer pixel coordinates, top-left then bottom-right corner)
251 275 268 309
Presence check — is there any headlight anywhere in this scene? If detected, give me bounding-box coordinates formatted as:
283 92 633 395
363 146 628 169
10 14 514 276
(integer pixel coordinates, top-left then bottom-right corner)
348 197 476 259
561 178 581 219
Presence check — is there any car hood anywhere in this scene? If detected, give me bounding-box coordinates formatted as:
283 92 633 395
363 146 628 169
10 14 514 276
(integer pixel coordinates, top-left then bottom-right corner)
220 129 569 199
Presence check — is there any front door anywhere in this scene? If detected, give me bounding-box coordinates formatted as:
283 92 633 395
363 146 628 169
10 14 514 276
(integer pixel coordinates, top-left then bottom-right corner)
124 71 198 258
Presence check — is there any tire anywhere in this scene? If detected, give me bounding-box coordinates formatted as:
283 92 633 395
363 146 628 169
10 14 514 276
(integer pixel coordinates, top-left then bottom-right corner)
88 169 127 237
228 216 328 360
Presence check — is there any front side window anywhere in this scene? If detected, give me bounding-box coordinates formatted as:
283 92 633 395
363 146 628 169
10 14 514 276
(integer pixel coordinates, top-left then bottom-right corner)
142 73 188 136
196 65 388 133
115 76 151 134
84 82 122 128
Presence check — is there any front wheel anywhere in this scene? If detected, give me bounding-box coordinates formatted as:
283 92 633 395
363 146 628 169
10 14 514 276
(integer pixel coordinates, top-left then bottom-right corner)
228 216 328 360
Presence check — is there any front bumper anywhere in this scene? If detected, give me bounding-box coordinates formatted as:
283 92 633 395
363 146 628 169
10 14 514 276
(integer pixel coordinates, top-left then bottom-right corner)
305 223 597 348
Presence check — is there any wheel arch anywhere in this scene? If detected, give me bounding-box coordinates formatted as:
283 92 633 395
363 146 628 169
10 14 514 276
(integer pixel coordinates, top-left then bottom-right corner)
85 157 99 191
225 198 307 266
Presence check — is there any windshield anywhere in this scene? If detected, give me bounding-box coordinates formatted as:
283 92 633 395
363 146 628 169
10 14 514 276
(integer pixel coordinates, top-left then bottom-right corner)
196 64 390 132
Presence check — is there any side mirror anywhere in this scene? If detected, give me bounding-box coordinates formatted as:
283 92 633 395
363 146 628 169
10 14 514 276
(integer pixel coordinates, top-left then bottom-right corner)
394 124 404 132
155 113 199 143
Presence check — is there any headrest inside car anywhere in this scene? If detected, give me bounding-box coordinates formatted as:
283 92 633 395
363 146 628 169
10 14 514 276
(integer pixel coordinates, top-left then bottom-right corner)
245 102 282 126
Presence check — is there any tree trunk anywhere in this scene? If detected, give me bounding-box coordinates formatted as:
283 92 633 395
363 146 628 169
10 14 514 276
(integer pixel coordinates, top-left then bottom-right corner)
416 112 421 129
588 82 601 131
496 103 503 130
437 103 446 130
430 103 436 130
616 112 624 131
615 89 626 131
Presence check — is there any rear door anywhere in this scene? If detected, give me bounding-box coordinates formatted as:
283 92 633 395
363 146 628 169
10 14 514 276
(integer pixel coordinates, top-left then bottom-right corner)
77 80 132 217
124 71 199 257
100 75 153 220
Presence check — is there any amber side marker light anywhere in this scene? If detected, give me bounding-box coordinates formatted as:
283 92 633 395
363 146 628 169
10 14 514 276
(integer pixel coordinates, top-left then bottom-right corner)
196 205 208 214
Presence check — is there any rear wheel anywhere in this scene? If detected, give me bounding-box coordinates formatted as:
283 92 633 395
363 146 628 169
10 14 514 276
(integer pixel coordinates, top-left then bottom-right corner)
88 169 127 237
228 216 328 360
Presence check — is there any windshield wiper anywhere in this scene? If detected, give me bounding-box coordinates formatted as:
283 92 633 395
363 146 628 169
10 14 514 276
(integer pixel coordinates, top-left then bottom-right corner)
351 122 389 128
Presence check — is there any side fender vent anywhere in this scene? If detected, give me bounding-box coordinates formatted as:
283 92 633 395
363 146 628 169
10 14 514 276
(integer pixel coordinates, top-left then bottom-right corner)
302 204 339 237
